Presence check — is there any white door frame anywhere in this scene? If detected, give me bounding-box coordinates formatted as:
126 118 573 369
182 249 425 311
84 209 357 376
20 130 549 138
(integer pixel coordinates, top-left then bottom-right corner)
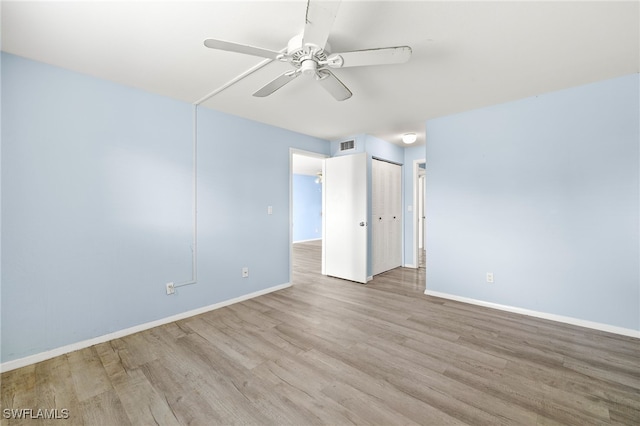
412 158 426 269
289 148 328 284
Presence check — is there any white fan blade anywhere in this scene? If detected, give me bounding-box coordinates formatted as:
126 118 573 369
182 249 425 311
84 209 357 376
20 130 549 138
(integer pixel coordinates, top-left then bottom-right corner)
253 71 300 97
316 70 352 101
204 38 281 60
303 0 341 49
327 46 412 68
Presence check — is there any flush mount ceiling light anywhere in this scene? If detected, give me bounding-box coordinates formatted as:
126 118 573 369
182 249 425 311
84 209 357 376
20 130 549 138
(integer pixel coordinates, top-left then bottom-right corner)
402 133 417 144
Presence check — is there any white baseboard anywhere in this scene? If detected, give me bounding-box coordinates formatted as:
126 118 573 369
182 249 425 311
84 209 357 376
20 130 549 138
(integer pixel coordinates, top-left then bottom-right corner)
424 289 640 339
1 282 292 373
404 264 417 269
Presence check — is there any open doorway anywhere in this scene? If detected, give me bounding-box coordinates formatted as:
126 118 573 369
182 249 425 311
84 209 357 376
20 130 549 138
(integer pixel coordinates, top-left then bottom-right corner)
413 159 426 270
290 150 326 281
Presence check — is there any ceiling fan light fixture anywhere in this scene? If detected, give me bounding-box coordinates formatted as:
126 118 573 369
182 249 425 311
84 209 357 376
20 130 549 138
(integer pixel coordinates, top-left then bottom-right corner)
402 133 417 144
300 59 317 76
203 1 411 101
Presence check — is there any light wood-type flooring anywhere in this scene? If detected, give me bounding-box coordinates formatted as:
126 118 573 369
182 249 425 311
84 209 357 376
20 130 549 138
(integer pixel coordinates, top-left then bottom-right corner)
2 240 639 425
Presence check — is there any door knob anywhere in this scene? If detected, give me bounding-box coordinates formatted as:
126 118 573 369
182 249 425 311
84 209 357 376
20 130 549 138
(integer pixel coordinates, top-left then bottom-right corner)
359 222 367 227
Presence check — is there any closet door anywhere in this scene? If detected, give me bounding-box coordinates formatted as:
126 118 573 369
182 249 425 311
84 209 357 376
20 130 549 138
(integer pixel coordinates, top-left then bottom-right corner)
389 162 403 268
372 159 402 276
372 159 385 276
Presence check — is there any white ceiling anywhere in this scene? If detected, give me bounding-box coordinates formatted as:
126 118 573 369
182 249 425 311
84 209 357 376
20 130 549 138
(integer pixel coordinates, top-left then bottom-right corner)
2 1 638 147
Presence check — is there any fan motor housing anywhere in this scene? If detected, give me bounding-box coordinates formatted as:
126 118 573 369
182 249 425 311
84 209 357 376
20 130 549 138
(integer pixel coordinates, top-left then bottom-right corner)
286 34 330 69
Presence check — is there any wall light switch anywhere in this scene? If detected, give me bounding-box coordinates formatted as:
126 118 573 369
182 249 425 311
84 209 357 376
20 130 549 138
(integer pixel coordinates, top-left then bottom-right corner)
486 272 494 283
242 267 249 278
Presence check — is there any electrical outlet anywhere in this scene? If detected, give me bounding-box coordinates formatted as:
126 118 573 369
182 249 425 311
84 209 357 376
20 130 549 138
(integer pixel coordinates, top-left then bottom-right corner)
166 282 175 295
486 272 494 283
242 267 249 278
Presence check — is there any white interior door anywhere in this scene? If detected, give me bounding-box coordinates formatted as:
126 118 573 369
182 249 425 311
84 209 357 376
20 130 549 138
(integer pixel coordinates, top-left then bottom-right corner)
322 153 368 283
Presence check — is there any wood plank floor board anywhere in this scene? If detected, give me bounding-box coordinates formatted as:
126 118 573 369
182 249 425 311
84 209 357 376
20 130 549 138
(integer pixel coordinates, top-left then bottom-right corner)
138 359 227 425
446 310 639 368
443 362 613 426
300 348 466 425
34 357 83 426
281 285 462 344
281 318 514 425
561 358 640 392
79 390 130 426
142 329 271 424
416 301 544 338
1 365 36 426
399 334 509 373
250 357 330 395
223 302 284 331
268 381 358 425
108 333 160 372
456 334 568 370
67 347 113 402
174 324 332 426
268 291 414 331
344 341 528 426
502 357 640 412
237 297 273 314
319 381 421 426
2 239 639 425
609 403 640 425
198 307 270 336
245 296 328 330
169 334 270 425
273 321 357 355
94 342 181 426
491 327 636 371
183 317 267 371
211 326 304 365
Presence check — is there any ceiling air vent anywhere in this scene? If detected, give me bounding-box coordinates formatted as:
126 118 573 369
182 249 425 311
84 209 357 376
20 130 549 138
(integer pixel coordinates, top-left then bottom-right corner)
340 140 355 151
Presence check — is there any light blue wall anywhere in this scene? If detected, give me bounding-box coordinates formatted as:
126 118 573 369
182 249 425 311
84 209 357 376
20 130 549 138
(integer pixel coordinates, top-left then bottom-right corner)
292 174 322 242
1 53 329 363
0 45 3 342
364 134 405 165
425 74 640 330
0 50 3 342
196 107 328 300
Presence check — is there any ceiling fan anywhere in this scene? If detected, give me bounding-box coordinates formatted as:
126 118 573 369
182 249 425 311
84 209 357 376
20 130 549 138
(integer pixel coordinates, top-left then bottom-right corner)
203 1 412 101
